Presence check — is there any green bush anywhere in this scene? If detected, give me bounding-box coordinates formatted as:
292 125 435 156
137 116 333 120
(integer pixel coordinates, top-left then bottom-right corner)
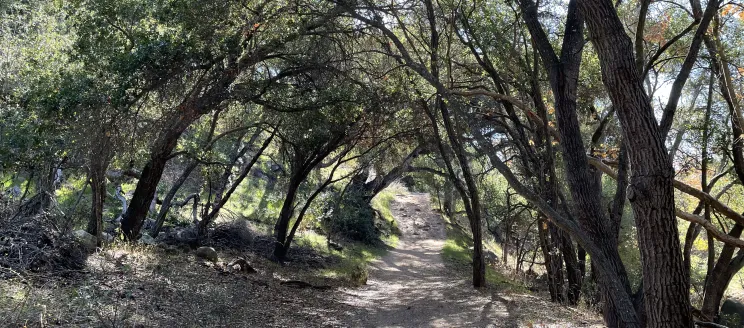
324 187 379 243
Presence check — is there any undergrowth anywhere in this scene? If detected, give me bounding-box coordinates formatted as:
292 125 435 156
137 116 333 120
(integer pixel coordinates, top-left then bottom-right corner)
440 214 528 293
295 186 403 286
371 189 402 237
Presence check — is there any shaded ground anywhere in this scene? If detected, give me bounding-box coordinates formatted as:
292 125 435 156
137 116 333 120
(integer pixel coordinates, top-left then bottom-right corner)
1 239 359 327
339 193 603 327
1 193 603 327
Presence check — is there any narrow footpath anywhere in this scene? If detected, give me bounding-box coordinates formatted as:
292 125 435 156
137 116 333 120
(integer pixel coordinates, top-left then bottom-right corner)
338 193 602 327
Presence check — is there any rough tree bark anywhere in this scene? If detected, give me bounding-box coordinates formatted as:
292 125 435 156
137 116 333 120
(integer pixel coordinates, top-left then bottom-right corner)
151 110 223 237
699 13 744 319
577 0 693 326
120 66 241 240
273 175 303 259
476 136 641 327
283 145 355 256
521 0 615 309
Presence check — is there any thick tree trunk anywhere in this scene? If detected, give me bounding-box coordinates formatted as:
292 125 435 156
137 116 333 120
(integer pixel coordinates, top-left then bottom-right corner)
283 153 348 255
121 107 202 240
578 0 692 326
521 0 597 308
547 224 566 302
151 110 223 237
561 232 581 305
119 48 259 240
273 175 303 260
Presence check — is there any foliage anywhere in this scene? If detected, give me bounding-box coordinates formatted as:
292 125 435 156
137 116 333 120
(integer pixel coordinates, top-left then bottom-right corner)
441 215 528 293
325 187 379 243
4 0 744 324
295 230 383 287
370 188 402 237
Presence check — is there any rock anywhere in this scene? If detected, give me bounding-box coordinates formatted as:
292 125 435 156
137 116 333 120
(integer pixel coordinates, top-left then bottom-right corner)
196 246 218 262
328 241 344 252
228 258 257 273
138 233 157 245
175 228 197 242
72 230 97 251
719 298 744 327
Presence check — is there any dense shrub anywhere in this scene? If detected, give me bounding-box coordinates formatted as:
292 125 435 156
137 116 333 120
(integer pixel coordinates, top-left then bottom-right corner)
324 187 379 243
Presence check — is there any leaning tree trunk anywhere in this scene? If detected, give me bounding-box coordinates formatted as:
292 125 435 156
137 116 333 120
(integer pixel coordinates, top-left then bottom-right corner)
522 0 617 310
283 152 349 257
578 0 692 326
198 130 273 238
151 161 198 237
151 110 223 237
273 174 303 260
120 53 253 240
121 106 204 240
420 0 485 287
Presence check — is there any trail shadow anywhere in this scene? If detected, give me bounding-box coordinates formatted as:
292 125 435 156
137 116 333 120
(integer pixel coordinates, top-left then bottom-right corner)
336 194 515 327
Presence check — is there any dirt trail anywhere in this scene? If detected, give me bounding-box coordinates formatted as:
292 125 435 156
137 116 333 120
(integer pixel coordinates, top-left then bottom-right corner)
339 193 602 327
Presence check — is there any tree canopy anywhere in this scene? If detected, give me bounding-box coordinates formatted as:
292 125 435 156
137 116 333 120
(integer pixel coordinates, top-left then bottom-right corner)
3 0 744 326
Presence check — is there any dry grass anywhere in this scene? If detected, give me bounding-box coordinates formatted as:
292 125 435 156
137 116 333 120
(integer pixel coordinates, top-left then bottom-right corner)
1 238 363 327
